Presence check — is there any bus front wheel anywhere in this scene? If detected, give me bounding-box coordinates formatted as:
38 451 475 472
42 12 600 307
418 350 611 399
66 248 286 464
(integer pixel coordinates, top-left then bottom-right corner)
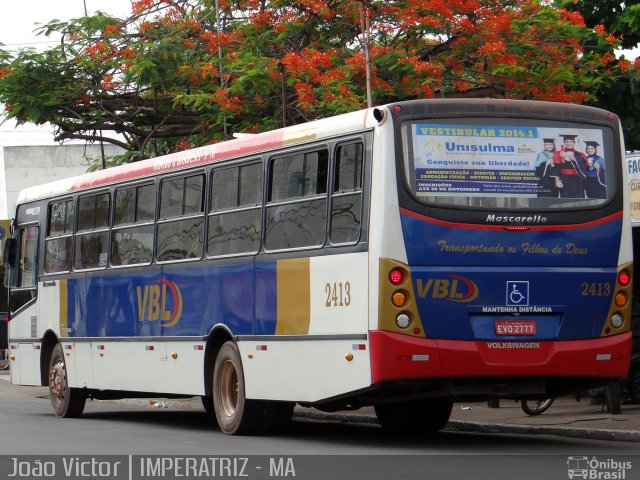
48 344 86 418
375 397 453 434
212 341 263 435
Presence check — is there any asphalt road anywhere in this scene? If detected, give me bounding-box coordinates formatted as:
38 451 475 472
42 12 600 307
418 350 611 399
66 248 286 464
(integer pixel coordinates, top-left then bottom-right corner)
0 371 637 480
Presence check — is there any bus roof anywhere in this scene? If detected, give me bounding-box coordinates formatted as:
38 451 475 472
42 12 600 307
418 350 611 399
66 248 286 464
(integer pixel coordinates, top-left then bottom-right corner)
16 108 373 204
16 98 619 205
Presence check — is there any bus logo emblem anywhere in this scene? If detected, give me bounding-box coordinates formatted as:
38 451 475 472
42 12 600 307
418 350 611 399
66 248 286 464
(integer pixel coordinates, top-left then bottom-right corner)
136 280 183 327
416 275 479 302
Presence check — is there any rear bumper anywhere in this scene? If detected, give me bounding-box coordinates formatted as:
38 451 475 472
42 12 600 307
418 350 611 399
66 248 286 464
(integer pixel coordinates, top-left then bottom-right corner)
370 331 632 384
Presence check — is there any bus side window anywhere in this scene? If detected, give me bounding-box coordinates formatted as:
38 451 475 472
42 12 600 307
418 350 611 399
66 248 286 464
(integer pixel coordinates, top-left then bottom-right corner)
45 199 74 274
74 192 110 270
265 149 328 251
330 142 363 244
157 173 205 262
207 162 263 257
18 226 39 288
111 183 155 266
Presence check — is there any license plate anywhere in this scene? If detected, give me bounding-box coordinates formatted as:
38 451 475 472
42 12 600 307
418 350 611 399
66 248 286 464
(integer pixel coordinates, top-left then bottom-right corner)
495 320 536 336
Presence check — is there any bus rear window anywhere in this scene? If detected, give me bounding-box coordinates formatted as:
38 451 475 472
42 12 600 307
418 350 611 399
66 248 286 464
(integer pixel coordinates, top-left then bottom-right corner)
401 120 615 209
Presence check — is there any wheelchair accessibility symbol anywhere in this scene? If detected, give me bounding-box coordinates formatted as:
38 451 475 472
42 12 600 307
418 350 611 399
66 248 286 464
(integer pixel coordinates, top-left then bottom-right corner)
506 281 529 306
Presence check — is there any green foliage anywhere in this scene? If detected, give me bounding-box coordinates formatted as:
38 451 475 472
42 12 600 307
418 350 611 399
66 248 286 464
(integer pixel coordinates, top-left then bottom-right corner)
557 0 640 49
86 152 132 172
557 0 640 149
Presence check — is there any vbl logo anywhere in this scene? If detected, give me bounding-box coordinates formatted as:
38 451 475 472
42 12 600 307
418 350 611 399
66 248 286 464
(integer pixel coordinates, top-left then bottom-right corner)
136 280 183 327
415 275 479 302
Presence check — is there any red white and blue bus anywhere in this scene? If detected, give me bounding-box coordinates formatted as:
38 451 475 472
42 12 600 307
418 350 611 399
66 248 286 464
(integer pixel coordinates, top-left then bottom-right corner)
3 99 633 434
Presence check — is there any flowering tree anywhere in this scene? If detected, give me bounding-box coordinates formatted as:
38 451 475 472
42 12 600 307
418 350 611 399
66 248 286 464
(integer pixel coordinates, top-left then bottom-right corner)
559 0 640 149
0 0 633 161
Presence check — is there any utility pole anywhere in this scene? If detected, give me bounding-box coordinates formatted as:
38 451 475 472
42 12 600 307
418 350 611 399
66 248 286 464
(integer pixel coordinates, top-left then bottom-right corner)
215 0 229 138
359 3 372 108
83 0 106 169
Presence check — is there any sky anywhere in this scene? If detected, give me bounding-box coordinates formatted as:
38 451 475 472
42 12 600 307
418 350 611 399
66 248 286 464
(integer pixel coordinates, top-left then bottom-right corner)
0 0 134 146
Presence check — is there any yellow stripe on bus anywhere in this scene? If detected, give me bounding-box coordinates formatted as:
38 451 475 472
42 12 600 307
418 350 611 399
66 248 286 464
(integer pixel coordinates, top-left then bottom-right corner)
59 279 68 337
276 258 311 335
282 125 316 145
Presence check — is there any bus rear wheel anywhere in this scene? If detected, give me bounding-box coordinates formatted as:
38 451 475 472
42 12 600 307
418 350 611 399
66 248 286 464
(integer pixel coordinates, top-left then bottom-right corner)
262 401 295 434
200 395 214 417
48 344 86 418
212 341 263 435
375 397 453 434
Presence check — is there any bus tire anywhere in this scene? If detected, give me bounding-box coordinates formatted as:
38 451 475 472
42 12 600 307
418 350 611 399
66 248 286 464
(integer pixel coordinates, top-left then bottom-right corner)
628 365 640 403
201 395 214 417
375 397 453 434
212 341 263 435
262 401 295 434
48 344 86 418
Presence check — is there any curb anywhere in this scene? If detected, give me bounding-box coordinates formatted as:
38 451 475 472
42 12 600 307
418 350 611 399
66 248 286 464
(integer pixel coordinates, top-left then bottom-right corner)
444 420 640 443
292 409 640 443
64 394 640 443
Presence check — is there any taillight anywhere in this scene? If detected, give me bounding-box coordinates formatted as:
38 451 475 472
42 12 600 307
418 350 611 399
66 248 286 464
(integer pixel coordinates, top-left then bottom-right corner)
389 268 404 285
618 270 631 287
395 313 410 328
615 292 628 308
392 291 407 307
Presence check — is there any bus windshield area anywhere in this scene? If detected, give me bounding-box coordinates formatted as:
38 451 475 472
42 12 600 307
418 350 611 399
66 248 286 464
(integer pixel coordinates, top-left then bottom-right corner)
401 120 615 210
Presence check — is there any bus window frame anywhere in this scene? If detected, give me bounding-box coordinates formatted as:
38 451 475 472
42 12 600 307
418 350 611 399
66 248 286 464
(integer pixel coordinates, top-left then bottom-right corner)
263 145 330 253
73 190 111 272
156 170 206 264
207 159 264 259
110 181 156 268
9 223 39 315
394 115 624 226
328 140 365 246
44 197 75 275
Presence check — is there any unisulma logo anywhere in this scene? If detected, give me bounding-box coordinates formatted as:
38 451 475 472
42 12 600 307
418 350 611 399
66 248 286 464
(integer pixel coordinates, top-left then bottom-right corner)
444 141 516 153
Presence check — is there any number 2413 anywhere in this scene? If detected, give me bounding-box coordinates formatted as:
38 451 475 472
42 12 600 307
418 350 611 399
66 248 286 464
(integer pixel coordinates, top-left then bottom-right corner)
580 282 611 296
325 282 351 307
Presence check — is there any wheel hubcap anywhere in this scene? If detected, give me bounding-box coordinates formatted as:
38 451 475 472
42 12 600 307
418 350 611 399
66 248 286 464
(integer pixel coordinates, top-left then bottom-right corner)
219 360 238 417
49 359 65 403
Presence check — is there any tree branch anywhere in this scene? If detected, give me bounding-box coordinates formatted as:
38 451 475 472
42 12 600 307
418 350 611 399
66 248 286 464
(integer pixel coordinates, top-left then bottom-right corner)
53 131 131 150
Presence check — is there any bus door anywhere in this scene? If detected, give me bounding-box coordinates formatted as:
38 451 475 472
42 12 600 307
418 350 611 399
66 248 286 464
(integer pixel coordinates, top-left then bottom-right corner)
4 222 41 385
1 219 11 361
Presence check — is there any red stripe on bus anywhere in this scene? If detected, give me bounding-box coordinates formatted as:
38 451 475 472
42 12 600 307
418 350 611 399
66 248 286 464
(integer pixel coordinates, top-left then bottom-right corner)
70 130 285 191
369 330 631 384
399 208 623 232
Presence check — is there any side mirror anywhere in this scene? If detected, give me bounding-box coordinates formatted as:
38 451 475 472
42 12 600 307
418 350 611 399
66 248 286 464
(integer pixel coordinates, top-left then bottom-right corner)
3 237 16 269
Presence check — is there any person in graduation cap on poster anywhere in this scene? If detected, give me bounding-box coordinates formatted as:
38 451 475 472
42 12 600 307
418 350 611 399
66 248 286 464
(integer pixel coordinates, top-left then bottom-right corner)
584 140 606 198
551 134 588 198
534 138 560 197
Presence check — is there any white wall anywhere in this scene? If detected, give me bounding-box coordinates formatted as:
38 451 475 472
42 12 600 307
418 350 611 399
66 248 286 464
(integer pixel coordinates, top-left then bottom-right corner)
0 144 125 218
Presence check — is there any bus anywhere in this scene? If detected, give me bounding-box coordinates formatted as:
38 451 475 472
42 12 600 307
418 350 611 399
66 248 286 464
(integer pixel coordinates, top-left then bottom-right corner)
625 151 640 353
0 219 9 368
3 99 633 435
